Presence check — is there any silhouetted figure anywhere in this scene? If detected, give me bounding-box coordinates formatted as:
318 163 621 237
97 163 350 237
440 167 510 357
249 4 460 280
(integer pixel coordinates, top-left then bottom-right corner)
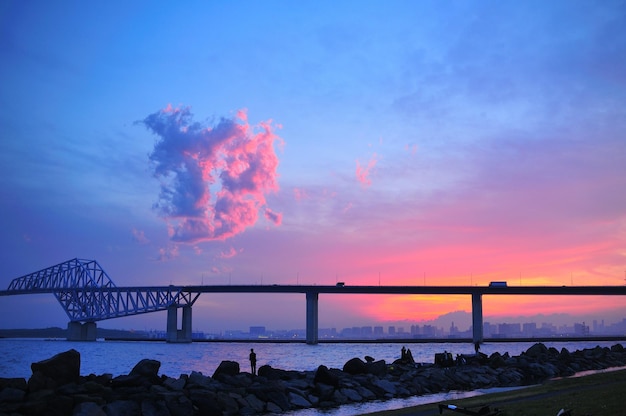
405 347 415 364
249 348 257 375
400 346 415 364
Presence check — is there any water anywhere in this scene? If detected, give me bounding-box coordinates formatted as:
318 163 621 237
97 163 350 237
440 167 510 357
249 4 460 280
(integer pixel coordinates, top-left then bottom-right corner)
1 339 622 415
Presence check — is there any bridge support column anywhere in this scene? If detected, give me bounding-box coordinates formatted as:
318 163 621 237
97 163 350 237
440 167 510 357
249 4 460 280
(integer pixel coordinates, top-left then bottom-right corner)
166 305 192 343
306 292 318 345
67 321 97 341
471 293 483 345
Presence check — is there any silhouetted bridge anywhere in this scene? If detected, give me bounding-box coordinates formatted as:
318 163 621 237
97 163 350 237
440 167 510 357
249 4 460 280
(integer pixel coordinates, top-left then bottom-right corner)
2 258 626 344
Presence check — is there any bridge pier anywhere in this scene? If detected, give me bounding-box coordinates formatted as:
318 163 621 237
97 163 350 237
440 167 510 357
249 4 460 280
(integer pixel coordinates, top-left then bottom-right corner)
471 293 483 345
306 292 319 345
166 305 192 343
67 321 97 341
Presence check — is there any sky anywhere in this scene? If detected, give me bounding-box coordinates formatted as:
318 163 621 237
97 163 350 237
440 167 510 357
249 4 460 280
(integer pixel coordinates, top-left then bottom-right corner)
1 0 625 333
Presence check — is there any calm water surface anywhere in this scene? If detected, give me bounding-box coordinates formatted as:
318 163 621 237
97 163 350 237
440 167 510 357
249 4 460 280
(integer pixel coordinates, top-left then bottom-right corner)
1 339 622 415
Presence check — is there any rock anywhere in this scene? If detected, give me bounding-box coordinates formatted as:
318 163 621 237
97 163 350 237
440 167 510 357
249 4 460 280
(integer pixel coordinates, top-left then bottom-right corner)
314 382 335 400
340 387 362 402
343 357 367 375
216 391 239 414
266 401 282 413
242 394 265 413
212 360 240 379
187 371 215 389
104 400 141 416
163 376 186 391
0 387 26 402
314 365 338 387
111 374 145 388
489 352 506 369
525 343 548 358
164 394 194 416
0 378 27 391
366 360 387 376
140 399 170 416
289 391 312 408
188 390 221 415
372 378 397 396
258 364 294 380
130 359 161 379
31 349 80 387
266 390 290 411
332 389 349 404
74 401 107 416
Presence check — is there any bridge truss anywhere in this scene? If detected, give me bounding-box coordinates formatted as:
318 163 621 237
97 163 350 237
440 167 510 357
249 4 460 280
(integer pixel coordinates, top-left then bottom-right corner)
5 258 199 322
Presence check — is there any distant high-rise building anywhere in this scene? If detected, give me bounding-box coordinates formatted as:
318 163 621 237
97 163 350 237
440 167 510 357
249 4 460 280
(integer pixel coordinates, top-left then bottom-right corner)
574 322 589 336
523 322 536 336
249 326 266 337
422 325 436 337
388 326 396 336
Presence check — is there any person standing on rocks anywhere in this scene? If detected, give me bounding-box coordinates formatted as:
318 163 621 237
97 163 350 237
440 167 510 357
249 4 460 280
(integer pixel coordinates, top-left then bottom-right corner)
249 348 257 375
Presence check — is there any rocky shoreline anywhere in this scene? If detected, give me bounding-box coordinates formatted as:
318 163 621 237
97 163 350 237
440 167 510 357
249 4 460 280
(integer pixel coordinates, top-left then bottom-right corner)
1 343 625 415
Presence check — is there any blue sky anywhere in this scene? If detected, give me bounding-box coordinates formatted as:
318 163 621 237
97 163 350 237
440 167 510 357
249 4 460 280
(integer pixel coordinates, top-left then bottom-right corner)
1 0 625 332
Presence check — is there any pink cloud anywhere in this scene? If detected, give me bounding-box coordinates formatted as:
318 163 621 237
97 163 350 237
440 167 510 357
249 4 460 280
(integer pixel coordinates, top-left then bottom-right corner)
156 244 179 262
355 153 377 187
131 228 150 244
219 246 240 259
140 105 283 243
405 143 418 155
293 187 309 202
264 208 282 225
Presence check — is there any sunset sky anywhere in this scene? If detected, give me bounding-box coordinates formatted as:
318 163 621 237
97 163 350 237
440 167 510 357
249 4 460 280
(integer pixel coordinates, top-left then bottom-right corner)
1 1 625 333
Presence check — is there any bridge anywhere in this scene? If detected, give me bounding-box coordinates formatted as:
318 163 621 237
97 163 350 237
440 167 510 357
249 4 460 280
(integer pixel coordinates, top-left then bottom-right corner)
2 258 626 344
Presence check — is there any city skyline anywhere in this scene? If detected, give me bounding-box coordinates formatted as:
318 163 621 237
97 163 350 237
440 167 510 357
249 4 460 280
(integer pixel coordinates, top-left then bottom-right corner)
93 311 626 340
2 1 626 331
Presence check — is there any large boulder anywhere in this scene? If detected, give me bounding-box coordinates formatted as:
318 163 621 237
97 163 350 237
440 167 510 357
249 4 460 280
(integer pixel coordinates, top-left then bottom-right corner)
313 365 338 387
212 360 240 379
525 343 548 358
365 360 387 376
343 357 367 375
30 349 80 387
129 359 161 379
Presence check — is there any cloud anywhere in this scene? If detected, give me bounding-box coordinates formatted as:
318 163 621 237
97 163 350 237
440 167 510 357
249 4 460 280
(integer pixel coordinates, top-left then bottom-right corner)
355 153 377 187
264 208 282 225
131 228 150 244
293 187 309 202
140 105 283 243
156 244 179 262
219 246 240 259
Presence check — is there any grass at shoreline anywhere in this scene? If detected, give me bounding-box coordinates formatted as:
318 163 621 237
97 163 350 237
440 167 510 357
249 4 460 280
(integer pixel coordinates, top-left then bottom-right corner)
366 367 626 416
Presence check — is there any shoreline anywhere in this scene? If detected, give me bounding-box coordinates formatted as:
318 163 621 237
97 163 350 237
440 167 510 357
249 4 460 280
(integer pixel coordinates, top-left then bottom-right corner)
101 335 626 343
365 366 626 416
2 342 626 415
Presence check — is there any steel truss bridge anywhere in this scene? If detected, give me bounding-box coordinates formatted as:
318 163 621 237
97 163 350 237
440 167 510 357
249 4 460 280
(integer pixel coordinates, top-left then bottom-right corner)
2 258 626 343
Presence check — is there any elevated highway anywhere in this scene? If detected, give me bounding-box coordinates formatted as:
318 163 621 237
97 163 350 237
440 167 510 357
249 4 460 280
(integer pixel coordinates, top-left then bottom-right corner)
2 259 625 343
